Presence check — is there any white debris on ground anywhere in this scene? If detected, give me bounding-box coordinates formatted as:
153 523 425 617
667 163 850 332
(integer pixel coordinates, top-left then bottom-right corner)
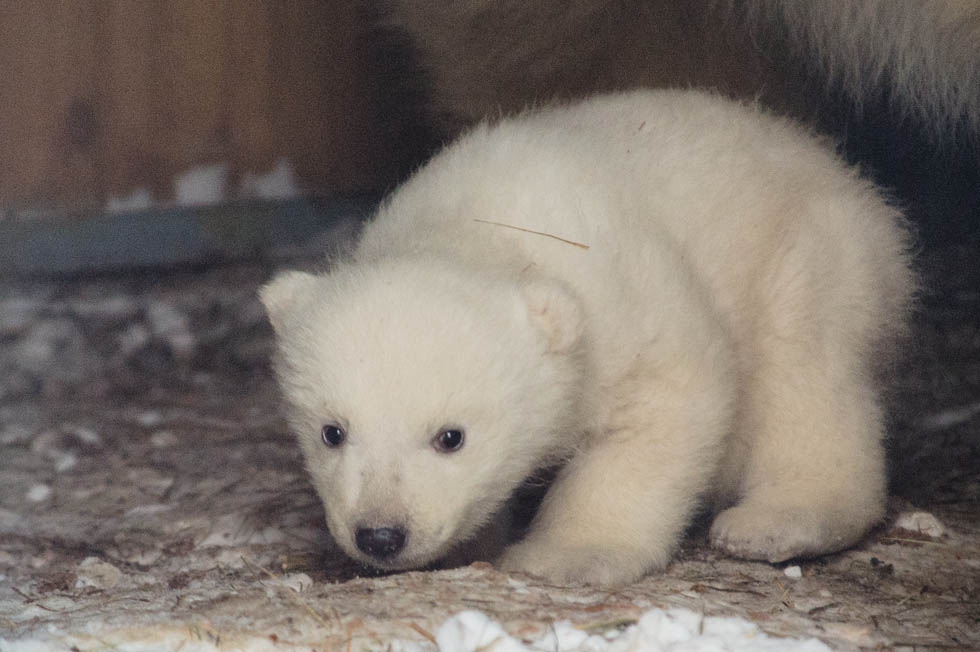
782 565 802 579
197 513 288 547
0 608 834 652
0 257 977 652
433 608 831 652
893 510 948 538
917 401 980 430
25 484 51 502
276 572 314 594
146 300 196 360
74 557 123 590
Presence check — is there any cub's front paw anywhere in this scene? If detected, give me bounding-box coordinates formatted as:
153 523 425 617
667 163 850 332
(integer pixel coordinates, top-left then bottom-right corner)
497 540 656 587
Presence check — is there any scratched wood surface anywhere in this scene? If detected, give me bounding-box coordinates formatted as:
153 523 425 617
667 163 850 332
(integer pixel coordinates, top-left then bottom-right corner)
0 245 977 650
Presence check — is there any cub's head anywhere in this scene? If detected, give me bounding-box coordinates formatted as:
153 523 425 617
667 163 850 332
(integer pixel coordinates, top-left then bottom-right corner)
260 259 587 570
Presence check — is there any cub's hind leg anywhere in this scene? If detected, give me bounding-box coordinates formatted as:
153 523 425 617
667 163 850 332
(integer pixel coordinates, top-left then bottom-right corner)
709 245 894 562
710 353 887 562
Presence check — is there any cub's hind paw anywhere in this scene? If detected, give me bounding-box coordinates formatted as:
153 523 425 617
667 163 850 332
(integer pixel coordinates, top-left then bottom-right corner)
709 503 866 563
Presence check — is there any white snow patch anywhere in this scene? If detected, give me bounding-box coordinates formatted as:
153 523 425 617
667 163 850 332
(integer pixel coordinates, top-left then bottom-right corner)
26 484 51 502
75 557 122 590
122 547 163 567
0 608 835 652
783 565 803 579
137 410 165 428
435 607 832 652
118 323 152 356
240 158 300 200
211 549 249 568
199 513 286 547
53 452 77 472
278 572 313 593
437 611 526 652
175 163 228 206
894 511 947 538
149 430 178 448
918 402 980 429
124 503 172 518
67 425 102 447
146 301 195 358
106 187 154 213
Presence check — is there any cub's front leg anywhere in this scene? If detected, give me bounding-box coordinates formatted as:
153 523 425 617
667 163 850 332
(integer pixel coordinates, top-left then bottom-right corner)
499 325 737 586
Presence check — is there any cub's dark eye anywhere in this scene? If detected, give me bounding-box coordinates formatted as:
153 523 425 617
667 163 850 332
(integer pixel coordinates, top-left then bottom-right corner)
433 428 465 453
321 424 346 447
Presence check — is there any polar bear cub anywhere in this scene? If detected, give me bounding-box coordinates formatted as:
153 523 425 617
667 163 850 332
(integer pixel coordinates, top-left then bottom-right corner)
261 89 914 586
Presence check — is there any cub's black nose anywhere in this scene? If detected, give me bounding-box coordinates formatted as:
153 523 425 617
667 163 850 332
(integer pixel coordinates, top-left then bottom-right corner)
355 526 406 559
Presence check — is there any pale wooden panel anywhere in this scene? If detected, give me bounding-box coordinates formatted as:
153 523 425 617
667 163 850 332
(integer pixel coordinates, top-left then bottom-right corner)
226 1 277 174
100 1 171 200
0 1 103 210
165 0 229 164
0 0 394 216
267 0 392 193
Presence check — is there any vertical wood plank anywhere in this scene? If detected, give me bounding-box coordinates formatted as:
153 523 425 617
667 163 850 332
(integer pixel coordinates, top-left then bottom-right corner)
0 1 103 211
166 0 229 165
226 0 276 177
101 0 170 200
0 0 394 214
268 0 390 194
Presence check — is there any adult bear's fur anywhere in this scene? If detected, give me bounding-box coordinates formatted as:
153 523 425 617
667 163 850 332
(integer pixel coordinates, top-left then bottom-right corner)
379 0 980 140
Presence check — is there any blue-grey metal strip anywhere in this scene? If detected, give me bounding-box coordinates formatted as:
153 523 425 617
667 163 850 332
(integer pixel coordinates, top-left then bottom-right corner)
0 196 377 276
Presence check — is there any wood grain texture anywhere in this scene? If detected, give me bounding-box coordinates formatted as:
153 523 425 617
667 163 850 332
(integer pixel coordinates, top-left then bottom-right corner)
0 1 392 217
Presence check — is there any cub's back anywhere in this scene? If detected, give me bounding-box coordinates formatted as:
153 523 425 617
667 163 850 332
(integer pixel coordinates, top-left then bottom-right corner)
358 90 913 349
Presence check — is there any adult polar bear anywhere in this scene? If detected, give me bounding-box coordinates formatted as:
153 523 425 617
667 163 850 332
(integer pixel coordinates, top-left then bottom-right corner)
382 0 980 139
262 90 915 586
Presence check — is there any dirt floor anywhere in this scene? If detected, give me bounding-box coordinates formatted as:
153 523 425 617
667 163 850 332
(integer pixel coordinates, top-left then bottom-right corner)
0 241 977 650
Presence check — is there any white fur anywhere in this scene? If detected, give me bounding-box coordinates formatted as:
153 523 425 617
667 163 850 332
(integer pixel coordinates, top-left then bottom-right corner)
384 0 980 137
262 90 915 586
742 0 980 131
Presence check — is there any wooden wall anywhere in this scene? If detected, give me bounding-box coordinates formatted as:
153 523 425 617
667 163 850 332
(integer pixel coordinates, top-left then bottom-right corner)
0 1 399 217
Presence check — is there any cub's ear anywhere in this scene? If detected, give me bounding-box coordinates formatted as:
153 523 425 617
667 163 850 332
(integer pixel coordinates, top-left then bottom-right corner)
259 271 319 334
520 279 584 353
